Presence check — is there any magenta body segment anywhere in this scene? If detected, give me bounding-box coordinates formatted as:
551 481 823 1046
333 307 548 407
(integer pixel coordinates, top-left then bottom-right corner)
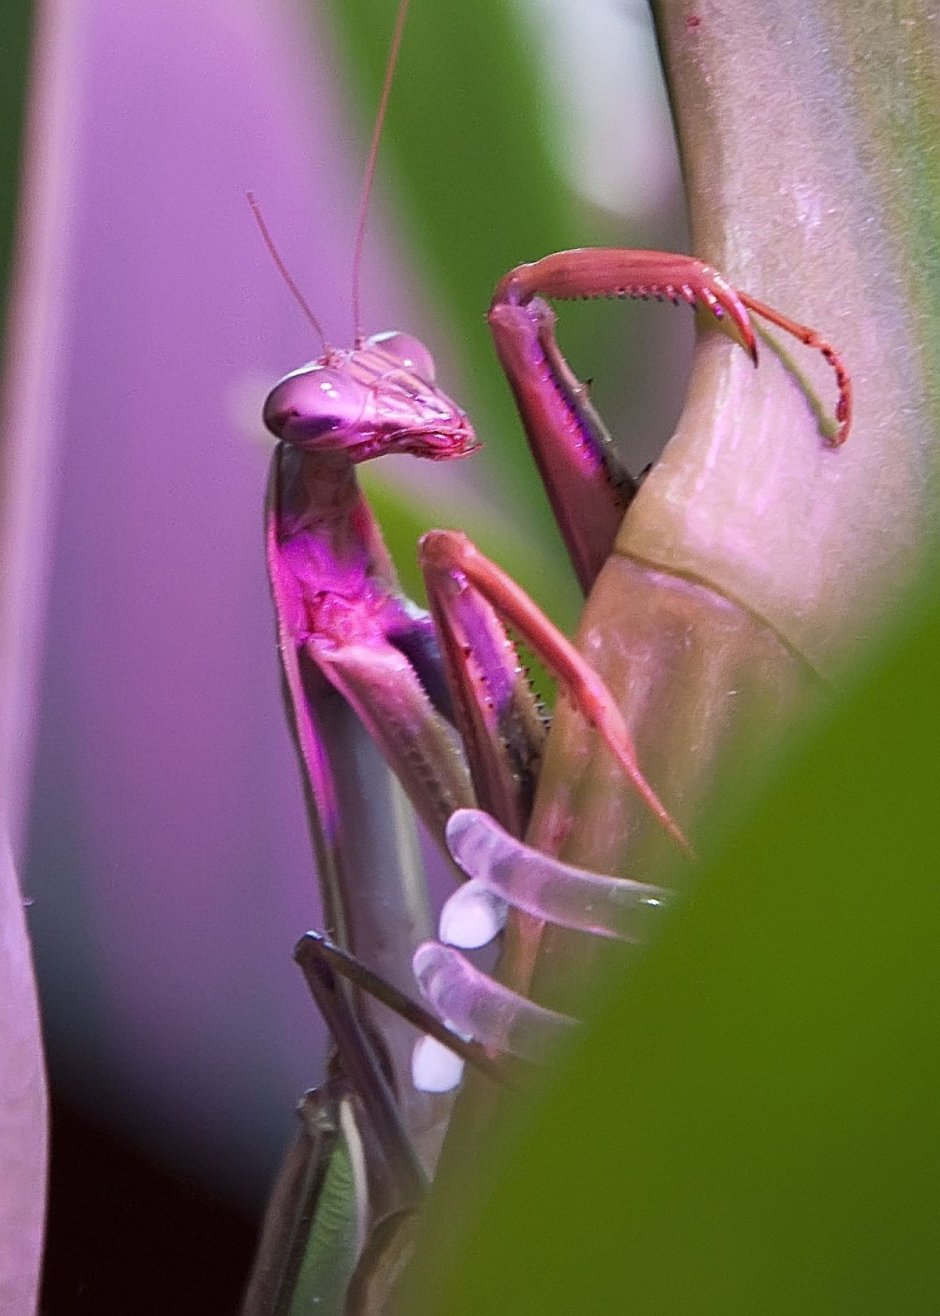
263 330 483 1127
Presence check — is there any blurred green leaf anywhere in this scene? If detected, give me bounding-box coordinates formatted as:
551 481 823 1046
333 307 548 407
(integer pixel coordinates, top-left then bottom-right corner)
0 0 32 365
288 1133 359 1315
405 563 940 1313
359 464 581 626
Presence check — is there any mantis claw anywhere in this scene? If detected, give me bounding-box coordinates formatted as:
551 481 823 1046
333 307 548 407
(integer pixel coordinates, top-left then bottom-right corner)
490 249 851 532
492 248 760 366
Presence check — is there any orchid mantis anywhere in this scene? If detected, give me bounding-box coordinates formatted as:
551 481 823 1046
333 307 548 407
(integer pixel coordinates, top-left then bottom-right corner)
246 2 851 1305
253 242 849 1306
261 244 850 1042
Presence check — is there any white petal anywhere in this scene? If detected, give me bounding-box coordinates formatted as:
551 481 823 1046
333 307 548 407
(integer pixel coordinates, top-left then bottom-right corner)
446 807 669 940
439 878 507 948
413 940 574 1062
411 1033 465 1093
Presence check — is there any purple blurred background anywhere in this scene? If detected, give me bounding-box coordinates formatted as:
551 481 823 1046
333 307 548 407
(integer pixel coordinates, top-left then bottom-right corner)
12 0 683 1303
23 0 442 1209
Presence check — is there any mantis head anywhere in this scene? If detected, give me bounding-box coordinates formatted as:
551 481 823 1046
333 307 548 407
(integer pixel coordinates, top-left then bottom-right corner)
263 330 478 464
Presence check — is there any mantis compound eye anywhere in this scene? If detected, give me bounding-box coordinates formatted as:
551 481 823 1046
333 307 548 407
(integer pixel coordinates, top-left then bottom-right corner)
263 364 364 448
367 330 437 382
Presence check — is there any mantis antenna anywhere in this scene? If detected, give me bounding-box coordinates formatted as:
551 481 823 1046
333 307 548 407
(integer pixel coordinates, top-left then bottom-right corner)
247 191 329 357
350 0 412 348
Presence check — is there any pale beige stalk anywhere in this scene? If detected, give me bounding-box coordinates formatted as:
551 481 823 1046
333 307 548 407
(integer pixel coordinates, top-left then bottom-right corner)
518 0 939 999
0 0 82 1302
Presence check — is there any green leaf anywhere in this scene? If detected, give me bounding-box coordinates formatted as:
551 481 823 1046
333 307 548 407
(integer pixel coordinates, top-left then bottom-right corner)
359 465 581 632
0 0 32 362
288 1132 360 1315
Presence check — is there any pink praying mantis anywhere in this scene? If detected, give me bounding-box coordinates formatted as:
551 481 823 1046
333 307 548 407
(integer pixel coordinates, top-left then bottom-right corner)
244 2 852 1306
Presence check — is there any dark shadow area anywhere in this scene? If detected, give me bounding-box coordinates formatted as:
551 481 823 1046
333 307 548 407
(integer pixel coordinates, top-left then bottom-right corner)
41 1095 258 1314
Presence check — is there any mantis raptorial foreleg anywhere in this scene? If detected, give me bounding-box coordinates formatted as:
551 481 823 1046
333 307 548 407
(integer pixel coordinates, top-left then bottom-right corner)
489 249 852 593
